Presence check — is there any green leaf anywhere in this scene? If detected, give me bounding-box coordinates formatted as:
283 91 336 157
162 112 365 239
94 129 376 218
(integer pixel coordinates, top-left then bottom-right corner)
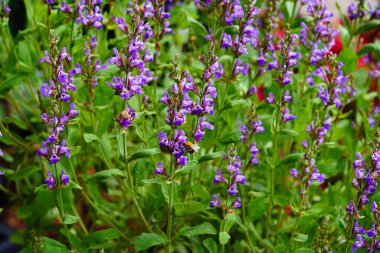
224 214 236 232
218 232 230 245
34 184 49 193
0 74 24 93
142 178 167 184
192 184 211 201
248 196 268 221
128 148 160 162
177 222 217 238
175 160 198 177
354 19 380 35
83 133 99 143
85 169 124 183
184 11 208 37
132 233 168 251
203 238 217 253
63 214 79 224
69 181 82 190
82 228 120 248
279 129 299 136
294 248 314 253
337 48 358 74
357 42 380 59
220 131 241 145
41 237 70 253
12 166 39 180
276 153 303 168
198 151 224 164
174 201 205 216
291 232 308 242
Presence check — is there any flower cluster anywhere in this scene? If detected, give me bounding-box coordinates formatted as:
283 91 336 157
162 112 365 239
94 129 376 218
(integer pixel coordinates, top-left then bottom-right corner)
144 0 174 55
38 31 76 189
290 116 329 202
160 69 193 128
239 104 265 166
157 130 188 169
347 0 380 20
210 148 245 209
266 89 297 123
70 36 107 99
300 0 339 65
76 0 104 30
107 4 156 128
309 55 354 109
186 46 223 142
45 170 70 189
221 1 260 56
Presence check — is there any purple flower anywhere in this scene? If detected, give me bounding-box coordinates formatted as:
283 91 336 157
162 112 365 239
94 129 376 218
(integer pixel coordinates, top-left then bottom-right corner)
45 171 55 189
76 0 104 30
214 168 225 184
116 106 136 128
61 170 70 186
281 108 296 122
194 117 214 142
266 92 276 104
249 142 259 165
282 90 292 103
155 162 167 176
210 194 221 208
231 197 242 209
290 168 299 178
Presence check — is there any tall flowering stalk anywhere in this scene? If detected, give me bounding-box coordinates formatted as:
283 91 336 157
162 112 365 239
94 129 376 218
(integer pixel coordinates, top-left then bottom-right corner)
210 146 246 252
238 104 265 251
37 30 77 247
265 26 298 237
290 113 329 236
155 57 194 251
344 131 380 252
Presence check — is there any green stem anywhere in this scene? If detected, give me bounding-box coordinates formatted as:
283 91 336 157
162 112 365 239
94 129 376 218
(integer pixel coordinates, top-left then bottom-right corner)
167 156 174 253
266 97 282 240
54 164 73 249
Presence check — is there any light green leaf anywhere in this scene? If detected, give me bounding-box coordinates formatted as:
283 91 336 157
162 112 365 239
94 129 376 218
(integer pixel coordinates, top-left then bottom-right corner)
218 232 230 245
291 232 308 242
175 160 198 177
63 214 79 224
203 238 217 253
83 133 99 143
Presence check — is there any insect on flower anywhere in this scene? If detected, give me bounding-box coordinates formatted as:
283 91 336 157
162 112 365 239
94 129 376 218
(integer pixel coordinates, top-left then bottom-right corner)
185 141 200 154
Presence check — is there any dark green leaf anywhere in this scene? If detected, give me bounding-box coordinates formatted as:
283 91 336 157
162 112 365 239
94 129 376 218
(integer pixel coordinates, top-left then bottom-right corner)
41 237 69 253
354 19 380 35
34 184 49 193
174 201 205 216
177 222 217 238
128 148 160 162
85 169 124 183
132 233 168 251
198 151 224 164
276 153 303 168
279 129 299 136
